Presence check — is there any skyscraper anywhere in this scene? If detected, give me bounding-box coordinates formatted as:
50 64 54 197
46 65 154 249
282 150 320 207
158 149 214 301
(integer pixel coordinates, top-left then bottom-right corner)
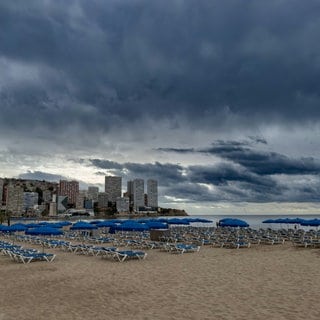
0 178 3 206
133 178 144 211
87 186 99 201
105 176 122 203
58 180 79 206
147 179 158 208
5 184 24 215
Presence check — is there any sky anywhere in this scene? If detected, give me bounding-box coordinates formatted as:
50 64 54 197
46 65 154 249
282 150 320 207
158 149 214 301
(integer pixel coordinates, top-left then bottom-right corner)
1 0 320 215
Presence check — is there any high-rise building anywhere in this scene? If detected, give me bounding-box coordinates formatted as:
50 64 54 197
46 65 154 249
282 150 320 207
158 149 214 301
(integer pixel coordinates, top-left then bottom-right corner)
147 179 158 208
116 196 130 213
133 179 144 211
76 190 87 209
87 186 99 201
0 178 4 206
105 176 122 203
58 180 79 206
5 184 24 215
98 192 109 208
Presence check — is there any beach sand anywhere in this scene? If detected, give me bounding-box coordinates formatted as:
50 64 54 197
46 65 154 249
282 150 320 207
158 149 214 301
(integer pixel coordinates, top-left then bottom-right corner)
0 242 319 320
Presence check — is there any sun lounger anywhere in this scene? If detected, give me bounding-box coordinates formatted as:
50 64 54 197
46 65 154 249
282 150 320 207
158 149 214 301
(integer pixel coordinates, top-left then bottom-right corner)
113 250 147 262
169 243 200 254
17 252 56 263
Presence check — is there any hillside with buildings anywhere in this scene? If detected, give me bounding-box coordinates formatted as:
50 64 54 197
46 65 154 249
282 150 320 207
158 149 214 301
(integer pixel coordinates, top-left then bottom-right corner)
0 176 187 220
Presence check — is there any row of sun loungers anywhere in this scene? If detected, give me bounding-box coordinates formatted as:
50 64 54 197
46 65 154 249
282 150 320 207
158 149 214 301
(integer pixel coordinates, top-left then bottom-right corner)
0 240 56 263
3 226 319 265
66 243 147 262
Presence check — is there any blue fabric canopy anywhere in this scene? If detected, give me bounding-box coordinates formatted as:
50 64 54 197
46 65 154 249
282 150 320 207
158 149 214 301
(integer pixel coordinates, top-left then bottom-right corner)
25 226 64 236
95 221 118 228
145 221 168 229
10 223 28 231
262 219 276 223
70 221 98 230
300 219 320 227
263 217 305 225
219 218 249 228
25 223 42 228
167 218 190 225
109 221 149 233
0 225 13 232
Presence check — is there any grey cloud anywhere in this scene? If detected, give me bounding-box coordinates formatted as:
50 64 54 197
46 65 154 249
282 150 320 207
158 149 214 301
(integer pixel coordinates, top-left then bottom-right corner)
87 155 320 203
2 1 320 207
18 171 66 182
158 139 320 176
201 145 320 176
156 148 195 154
88 159 186 187
1 0 320 141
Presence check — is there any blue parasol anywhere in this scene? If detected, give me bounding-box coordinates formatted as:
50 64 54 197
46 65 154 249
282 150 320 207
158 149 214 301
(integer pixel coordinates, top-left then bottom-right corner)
219 218 249 228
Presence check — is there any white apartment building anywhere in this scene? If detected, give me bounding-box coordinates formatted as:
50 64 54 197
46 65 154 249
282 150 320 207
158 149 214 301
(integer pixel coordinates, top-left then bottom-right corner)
133 179 144 211
147 179 158 208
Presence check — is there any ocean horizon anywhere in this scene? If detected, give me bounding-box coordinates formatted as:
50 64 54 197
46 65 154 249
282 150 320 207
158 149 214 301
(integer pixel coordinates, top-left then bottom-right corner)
187 213 320 230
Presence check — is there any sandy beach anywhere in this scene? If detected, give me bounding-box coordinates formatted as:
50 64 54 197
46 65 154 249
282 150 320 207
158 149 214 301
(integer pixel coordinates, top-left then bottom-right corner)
0 238 319 320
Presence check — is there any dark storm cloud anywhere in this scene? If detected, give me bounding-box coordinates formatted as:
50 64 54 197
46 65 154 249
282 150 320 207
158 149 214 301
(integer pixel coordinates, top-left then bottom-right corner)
158 139 320 176
1 0 320 138
89 159 186 186
87 154 320 203
90 159 123 170
156 147 195 154
201 142 320 175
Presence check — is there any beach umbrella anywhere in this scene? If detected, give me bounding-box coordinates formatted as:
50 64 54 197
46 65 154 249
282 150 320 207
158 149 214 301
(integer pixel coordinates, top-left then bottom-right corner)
262 219 276 224
96 221 118 228
145 221 168 229
300 219 320 227
191 218 213 223
219 218 249 228
25 223 41 228
57 221 72 226
0 225 13 233
89 220 103 224
119 221 149 231
10 223 28 232
167 218 190 225
109 221 149 233
25 226 64 236
70 221 98 230
25 226 64 252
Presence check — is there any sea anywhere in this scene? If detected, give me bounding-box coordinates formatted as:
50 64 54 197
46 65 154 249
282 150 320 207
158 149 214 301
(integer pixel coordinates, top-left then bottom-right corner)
186 214 320 230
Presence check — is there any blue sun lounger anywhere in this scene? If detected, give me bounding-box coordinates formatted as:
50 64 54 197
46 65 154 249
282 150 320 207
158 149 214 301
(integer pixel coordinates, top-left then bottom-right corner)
113 250 147 262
